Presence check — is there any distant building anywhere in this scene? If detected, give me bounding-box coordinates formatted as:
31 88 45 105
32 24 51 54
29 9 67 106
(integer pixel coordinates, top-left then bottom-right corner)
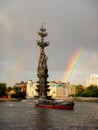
48 81 75 99
26 80 38 99
86 74 98 86
25 80 75 100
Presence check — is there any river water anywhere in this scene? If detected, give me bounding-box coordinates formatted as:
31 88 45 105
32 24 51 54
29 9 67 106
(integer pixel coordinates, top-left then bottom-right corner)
0 101 98 130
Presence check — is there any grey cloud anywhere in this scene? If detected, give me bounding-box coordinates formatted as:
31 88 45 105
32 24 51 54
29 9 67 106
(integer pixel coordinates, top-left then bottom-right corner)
0 0 97 86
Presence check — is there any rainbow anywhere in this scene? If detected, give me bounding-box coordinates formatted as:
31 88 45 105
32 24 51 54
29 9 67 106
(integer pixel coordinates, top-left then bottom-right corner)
7 45 27 86
63 48 85 82
0 12 24 86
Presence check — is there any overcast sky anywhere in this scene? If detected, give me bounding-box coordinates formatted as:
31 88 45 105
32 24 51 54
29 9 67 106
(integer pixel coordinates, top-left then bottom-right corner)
0 0 98 86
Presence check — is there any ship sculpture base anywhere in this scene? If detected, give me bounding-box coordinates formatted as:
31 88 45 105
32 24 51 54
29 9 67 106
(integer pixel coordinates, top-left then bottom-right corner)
35 99 74 110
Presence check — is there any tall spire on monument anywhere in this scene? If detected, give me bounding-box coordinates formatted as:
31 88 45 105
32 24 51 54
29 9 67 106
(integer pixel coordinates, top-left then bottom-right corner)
36 24 50 99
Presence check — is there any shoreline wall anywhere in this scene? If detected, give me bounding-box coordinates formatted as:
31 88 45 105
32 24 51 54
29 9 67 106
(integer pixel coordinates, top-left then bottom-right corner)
54 97 98 102
73 97 98 102
0 97 98 102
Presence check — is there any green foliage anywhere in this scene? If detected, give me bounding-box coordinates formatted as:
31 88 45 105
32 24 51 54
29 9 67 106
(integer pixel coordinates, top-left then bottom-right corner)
0 83 7 97
11 86 26 98
75 84 84 97
69 94 75 97
83 85 98 97
75 84 98 97
7 86 13 92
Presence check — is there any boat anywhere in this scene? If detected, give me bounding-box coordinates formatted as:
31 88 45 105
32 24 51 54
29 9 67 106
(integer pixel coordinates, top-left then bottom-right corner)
35 99 74 110
21 99 27 102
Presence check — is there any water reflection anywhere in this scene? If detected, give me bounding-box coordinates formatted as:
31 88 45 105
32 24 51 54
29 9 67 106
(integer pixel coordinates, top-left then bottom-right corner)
0 101 98 130
33 108 53 129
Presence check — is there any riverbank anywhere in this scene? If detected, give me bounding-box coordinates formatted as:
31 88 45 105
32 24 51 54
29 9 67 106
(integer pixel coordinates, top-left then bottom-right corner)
63 97 98 102
54 97 98 102
73 97 98 102
0 97 98 102
0 98 22 102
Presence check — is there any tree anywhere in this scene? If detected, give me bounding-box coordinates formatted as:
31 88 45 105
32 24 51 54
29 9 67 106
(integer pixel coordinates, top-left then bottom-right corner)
7 86 13 92
11 86 26 98
75 84 84 97
83 85 98 97
0 83 7 97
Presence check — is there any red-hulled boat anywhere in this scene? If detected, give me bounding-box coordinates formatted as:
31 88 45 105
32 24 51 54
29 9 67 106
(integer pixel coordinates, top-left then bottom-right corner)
35 100 74 110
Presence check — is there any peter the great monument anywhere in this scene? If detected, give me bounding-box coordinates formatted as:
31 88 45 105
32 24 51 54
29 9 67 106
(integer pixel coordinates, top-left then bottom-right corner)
36 24 50 99
35 24 74 109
